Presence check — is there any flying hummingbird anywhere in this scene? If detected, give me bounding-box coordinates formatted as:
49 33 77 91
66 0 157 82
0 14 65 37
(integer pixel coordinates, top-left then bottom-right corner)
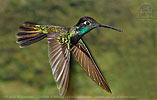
16 16 122 96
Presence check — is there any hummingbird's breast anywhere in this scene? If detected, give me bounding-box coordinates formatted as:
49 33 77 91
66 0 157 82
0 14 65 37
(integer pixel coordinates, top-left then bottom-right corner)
70 34 81 45
69 28 81 45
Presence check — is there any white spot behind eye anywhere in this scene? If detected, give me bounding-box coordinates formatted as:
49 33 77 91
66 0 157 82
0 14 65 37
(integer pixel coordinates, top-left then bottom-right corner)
83 21 87 25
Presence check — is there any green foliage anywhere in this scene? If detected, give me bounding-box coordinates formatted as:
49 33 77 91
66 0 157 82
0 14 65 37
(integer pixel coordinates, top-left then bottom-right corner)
0 0 156 100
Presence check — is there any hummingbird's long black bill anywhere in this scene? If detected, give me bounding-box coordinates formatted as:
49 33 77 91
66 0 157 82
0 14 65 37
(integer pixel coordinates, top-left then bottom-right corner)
99 24 122 32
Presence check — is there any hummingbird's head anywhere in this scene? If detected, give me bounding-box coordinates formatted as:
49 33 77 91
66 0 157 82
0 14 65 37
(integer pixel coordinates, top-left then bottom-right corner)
75 16 122 35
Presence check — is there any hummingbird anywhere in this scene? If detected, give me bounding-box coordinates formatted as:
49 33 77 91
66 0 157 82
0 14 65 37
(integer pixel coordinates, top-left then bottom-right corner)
16 16 122 96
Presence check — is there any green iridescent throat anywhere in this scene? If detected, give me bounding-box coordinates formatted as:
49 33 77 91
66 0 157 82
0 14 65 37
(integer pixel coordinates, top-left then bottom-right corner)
79 27 92 35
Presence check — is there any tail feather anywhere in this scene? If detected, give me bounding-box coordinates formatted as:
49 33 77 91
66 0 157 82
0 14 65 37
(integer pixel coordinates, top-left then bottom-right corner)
16 22 47 48
20 34 47 47
16 32 43 43
17 32 40 37
19 26 37 31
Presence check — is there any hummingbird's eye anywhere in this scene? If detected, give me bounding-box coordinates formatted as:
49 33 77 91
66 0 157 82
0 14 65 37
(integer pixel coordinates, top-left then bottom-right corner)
83 21 90 25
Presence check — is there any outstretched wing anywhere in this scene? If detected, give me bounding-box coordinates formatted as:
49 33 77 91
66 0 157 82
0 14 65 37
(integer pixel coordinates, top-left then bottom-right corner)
71 39 111 93
47 33 70 96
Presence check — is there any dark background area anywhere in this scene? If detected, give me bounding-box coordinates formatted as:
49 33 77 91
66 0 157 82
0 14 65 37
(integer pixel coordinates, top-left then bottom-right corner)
0 0 156 100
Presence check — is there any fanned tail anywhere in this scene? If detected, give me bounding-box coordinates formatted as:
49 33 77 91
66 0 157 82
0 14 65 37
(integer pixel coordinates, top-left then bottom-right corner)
16 22 47 48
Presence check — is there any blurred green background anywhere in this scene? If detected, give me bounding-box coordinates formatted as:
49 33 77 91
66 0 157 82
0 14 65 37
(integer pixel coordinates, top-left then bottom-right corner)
0 0 156 100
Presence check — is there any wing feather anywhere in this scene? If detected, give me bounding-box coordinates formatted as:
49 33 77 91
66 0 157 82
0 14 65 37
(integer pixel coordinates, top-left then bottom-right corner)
71 39 111 93
47 33 70 96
